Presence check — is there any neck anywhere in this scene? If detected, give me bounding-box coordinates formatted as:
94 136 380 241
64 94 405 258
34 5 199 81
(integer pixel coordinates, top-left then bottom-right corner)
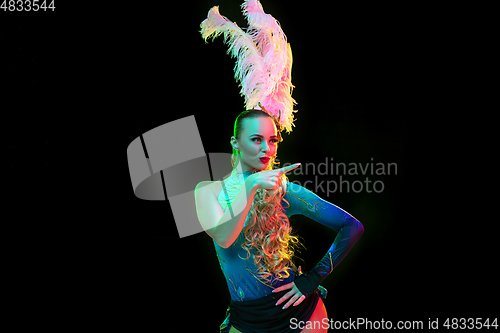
233 159 257 174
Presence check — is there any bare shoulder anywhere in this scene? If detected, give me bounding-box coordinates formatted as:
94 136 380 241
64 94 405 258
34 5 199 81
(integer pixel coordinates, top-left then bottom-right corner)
195 180 224 198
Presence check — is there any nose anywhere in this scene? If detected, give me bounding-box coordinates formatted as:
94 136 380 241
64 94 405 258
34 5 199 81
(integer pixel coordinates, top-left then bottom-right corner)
261 141 269 152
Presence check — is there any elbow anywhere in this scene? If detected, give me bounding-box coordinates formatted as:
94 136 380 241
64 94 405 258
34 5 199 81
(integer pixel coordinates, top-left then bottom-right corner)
345 215 364 237
206 227 231 248
217 239 231 249
214 235 234 249
356 220 365 238
218 240 235 249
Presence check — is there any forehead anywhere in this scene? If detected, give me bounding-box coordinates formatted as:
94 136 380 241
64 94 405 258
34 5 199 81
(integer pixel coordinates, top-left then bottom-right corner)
241 116 276 135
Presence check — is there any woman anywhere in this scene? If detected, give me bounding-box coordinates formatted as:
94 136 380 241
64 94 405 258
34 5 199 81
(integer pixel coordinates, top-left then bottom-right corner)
195 108 364 332
198 2 364 330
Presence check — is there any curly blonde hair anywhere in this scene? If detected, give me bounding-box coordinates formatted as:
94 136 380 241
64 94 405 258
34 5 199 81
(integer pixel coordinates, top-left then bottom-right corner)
231 109 302 283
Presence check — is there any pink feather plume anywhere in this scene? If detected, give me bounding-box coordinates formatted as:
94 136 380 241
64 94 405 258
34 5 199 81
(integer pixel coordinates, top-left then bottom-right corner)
200 0 297 133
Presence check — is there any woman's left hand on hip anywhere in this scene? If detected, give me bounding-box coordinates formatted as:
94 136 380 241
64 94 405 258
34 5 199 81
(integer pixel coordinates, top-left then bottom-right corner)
273 281 306 309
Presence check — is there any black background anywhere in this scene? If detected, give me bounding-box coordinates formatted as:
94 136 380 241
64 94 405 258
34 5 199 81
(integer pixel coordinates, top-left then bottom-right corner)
3 0 496 330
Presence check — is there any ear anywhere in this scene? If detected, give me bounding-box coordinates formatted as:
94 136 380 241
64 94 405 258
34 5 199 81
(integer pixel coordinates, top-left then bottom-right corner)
230 136 239 151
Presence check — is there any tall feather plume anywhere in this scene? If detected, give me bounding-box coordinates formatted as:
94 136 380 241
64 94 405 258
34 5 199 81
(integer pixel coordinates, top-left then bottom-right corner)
201 7 268 115
200 1 297 134
242 0 296 133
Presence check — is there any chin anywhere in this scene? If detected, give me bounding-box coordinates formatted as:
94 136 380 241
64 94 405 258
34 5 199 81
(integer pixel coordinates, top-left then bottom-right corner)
247 163 263 171
256 162 270 170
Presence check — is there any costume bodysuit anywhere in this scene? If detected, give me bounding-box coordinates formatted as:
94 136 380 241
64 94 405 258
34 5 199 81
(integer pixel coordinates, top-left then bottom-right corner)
215 170 364 332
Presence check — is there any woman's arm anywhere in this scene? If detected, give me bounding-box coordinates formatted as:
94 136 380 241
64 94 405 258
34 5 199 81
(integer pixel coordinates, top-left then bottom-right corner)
283 180 364 295
195 177 258 248
195 164 301 248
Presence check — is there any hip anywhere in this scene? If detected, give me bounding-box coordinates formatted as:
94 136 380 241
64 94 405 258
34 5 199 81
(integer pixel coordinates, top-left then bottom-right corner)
228 292 326 333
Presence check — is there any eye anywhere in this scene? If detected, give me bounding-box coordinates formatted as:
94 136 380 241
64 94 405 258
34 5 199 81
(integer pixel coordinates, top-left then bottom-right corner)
270 139 279 144
251 138 261 143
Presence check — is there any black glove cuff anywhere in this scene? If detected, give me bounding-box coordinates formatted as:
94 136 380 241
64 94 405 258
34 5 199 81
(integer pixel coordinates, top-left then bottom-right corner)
294 270 323 297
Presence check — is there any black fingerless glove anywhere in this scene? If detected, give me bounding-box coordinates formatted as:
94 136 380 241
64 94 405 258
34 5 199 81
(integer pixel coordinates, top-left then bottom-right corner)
294 252 334 297
294 270 323 297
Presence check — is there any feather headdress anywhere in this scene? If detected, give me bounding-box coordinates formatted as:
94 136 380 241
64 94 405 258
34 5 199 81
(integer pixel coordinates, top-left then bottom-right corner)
200 0 297 134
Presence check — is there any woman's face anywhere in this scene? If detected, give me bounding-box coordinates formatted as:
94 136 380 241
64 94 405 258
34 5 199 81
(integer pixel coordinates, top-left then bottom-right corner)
232 116 279 172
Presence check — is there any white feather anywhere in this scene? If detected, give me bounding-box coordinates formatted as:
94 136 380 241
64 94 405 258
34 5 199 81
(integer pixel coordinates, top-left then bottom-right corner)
200 1 297 133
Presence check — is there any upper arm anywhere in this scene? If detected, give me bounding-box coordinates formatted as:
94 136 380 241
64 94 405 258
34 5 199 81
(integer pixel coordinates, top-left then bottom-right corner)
194 181 225 242
283 181 361 232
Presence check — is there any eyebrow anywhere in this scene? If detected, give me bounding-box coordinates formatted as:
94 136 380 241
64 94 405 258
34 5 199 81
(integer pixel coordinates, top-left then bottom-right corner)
250 134 278 138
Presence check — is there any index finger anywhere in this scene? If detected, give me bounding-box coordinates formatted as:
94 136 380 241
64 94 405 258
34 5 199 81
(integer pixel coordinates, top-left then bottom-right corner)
276 163 301 175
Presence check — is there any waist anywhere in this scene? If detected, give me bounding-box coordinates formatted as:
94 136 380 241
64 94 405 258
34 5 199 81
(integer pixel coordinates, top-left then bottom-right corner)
229 289 320 333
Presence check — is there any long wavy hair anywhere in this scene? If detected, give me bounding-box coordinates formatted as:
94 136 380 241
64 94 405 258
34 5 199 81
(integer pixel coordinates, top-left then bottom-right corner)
231 109 302 283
